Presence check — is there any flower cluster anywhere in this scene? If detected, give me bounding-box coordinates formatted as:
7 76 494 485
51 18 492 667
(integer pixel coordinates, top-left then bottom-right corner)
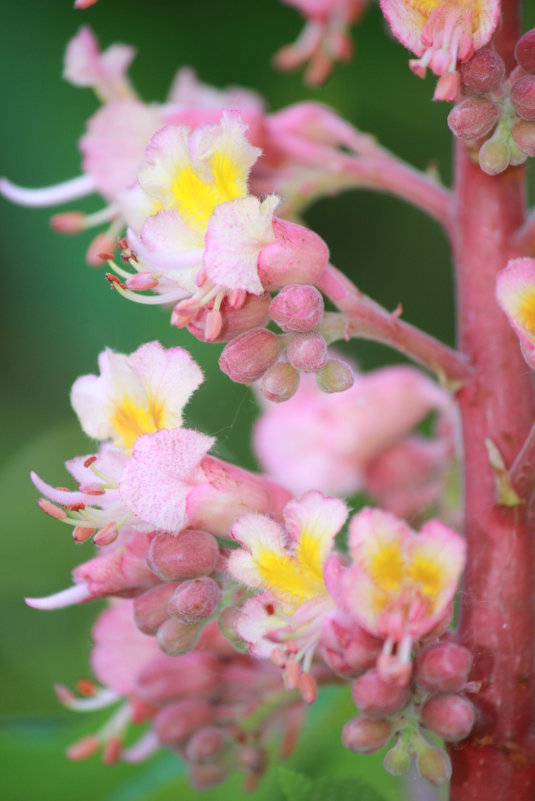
447 29 535 173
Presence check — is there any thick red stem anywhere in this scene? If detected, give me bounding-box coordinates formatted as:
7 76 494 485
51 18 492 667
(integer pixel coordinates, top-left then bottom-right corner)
450 5 535 795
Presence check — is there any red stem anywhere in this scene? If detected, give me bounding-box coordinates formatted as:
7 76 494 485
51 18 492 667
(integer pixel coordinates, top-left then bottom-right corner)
450 5 535 796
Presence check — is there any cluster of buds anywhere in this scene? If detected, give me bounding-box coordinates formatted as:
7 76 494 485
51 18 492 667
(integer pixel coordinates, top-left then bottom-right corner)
448 30 535 174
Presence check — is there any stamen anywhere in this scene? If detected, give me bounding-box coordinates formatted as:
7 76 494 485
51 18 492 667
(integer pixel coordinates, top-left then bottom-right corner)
25 582 91 610
0 174 95 207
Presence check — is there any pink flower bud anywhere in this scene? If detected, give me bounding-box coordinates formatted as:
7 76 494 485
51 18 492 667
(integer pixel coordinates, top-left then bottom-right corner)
188 294 271 343
133 582 180 635
73 533 158 599
515 29 535 73
136 651 219 705
269 284 324 332
447 98 499 140
352 669 411 718
219 328 280 384
185 726 228 764
154 699 214 746
321 615 382 677
316 359 355 393
147 530 220 581
188 762 230 790
384 742 411 776
415 642 472 692
168 577 221 624
257 218 329 290
287 332 328 372
156 617 200 656
342 717 393 754
460 48 505 94
260 362 300 402
218 605 247 650
478 139 510 176
416 745 452 785
511 119 535 156
420 694 476 742
511 75 535 120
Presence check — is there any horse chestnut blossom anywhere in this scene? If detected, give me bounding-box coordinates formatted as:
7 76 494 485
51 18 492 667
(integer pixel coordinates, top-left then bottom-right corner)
380 0 500 100
496 258 535 369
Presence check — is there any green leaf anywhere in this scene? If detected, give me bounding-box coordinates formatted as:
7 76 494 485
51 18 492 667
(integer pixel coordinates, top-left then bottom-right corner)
278 767 388 801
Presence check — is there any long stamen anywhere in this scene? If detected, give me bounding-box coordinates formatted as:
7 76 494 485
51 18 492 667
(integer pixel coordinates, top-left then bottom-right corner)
0 174 96 207
25 583 91 610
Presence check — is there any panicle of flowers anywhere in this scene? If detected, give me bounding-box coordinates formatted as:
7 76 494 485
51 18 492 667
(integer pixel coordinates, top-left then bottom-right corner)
447 29 535 174
274 0 369 85
380 0 500 101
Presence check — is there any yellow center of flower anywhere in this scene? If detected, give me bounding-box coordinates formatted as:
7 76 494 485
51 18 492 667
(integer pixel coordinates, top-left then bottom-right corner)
517 287 535 335
171 150 246 235
407 552 446 599
111 395 165 451
367 542 404 593
255 531 326 605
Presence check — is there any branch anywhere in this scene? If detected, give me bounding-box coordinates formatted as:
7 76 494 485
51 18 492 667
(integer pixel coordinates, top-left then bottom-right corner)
273 131 453 231
509 420 535 500
316 264 471 383
512 209 535 256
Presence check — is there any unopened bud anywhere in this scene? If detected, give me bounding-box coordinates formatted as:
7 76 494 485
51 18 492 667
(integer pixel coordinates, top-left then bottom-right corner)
352 669 410 718
515 29 535 74
316 359 354 393
260 362 300 402
447 97 499 140
416 745 452 785
147 530 219 581
342 717 393 754
269 284 324 332
511 119 535 156
188 293 271 343
189 762 230 789
460 48 505 94
133 582 180 635
287 332 328 372
257 218 329 290
415 643 472 692
384 741 411 776
218 605 248 651
219 328 280 384
156 616 200 656
168 577 221 624
185 726 228 764
511 75 535 120
478 138 510 176
154 699 213 746
420 694 476 742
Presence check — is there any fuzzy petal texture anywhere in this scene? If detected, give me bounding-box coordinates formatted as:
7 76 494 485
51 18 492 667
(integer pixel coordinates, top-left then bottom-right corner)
496 258 535 369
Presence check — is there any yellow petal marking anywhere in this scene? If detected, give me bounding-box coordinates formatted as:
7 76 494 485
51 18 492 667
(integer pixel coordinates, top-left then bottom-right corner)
407 551 446 600
256 542 325 606
516 286 535 335
367 541 404 594
111 394 166 451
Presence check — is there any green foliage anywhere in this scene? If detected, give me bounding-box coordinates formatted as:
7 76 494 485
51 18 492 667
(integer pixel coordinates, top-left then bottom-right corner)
278 767 388 801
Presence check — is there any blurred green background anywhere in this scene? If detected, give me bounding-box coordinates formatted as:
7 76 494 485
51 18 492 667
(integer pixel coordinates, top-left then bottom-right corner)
1 1 534 800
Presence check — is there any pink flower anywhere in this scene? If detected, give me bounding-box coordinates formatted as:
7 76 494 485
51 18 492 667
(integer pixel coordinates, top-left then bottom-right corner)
253 365 453 505
496 258 535 369
70 341 203 452
63 26 136 103
380 0 500 101
275 0 369 85
341 508 465 683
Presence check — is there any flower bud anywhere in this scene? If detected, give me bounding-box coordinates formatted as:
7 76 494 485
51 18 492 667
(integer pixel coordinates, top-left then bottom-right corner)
384 741 411 776
185 726 228 764
316 359 354 393
168 577 221 624
416 745 452 785
269 284 324 332
188 763 230 790
287 332 328 372
515 29 535 74
156 616 200 656
133 582 180 635
460 48 505 94
478 138 510 175
147 530 219 581
321 615 382 677
420 694 476 742
238 745 267 774
415 642 473 692
219 328 280 384
260 362 300 402
511 75 535 120
188 294 271 343
218 606 248 651
511 119 535 156
136 651 219 705
154 699 214 746
447 98 499 140
257 218 329 290
342 717 393 754
352 669 411 718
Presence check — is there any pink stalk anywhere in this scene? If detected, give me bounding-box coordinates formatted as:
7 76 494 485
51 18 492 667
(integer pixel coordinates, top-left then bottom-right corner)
449 2 535 796
509 420 535 499
317 264 470 382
